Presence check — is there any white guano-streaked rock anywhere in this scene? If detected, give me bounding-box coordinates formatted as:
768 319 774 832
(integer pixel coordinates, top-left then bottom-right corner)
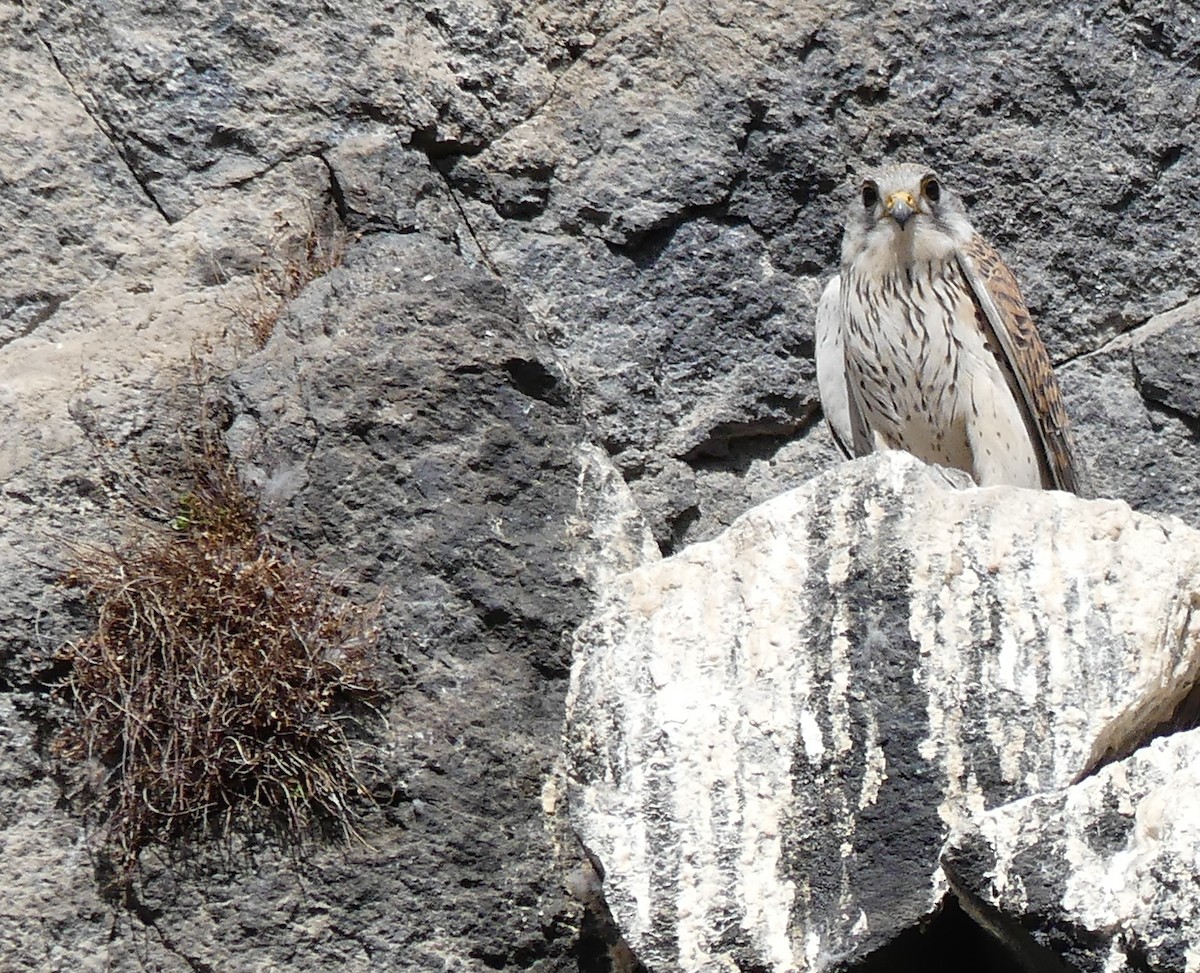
563 451 1200 972
943 728 1200 973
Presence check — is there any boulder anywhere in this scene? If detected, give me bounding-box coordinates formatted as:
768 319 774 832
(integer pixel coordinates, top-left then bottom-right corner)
944 728 1200 973
565 451 1200 971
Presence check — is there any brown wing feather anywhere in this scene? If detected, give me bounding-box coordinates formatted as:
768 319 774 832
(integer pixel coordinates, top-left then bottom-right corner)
956 235 1082 494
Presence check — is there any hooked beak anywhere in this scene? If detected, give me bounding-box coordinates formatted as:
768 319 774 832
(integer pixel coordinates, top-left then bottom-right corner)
885 190 916 229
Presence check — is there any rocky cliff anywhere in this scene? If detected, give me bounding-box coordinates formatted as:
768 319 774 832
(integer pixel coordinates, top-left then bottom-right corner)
3 1 1200 970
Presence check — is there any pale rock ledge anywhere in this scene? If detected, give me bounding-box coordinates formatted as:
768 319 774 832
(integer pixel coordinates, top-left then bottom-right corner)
943 726 1200 973
564 451 1200 972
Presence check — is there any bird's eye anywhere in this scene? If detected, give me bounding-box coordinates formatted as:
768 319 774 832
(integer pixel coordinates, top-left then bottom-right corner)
861 181 880 209
921 175 941 203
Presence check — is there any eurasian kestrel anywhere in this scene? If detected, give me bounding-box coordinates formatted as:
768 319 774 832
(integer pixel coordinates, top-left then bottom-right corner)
815 163 1080 493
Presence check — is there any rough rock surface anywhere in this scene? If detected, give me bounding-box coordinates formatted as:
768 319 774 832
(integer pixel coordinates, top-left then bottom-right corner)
15 0 1200 552
218 232 593 970
0 191 603 969
944 729 1200 973
1066 296 1200 520
5 0 1200 969
565 452 1200 972
451 0 1200 545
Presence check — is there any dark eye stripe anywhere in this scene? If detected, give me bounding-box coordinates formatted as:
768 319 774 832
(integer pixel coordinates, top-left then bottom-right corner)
862 181 880 209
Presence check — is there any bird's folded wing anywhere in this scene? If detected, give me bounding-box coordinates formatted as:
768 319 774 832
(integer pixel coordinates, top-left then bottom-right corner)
814 274 873 458
956 234 1081 494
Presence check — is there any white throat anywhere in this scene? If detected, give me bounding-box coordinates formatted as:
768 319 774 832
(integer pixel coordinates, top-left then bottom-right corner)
846 212 973 279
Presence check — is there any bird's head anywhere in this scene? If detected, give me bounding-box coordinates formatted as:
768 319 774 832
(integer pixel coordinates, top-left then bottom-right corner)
841 163 973 273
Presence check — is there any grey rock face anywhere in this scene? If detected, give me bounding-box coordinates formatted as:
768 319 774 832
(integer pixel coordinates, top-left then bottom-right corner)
15 0 1200 541
210 232 593 970
1063 297 1200 519
24 0 572 219
565 452 1200 971
1 10 164 343
0 150 364 969
440 0 1200 545
0 215 602 967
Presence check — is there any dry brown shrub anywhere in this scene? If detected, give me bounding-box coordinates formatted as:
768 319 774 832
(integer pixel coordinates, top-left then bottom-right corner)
54 430 380 877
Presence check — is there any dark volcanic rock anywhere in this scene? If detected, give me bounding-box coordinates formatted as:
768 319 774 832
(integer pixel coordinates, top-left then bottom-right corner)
443 1 1200 543
1063 297 1200 520
19 0 1200 539
216 232 591 969
1132 301 1200 423
24 0 582 219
